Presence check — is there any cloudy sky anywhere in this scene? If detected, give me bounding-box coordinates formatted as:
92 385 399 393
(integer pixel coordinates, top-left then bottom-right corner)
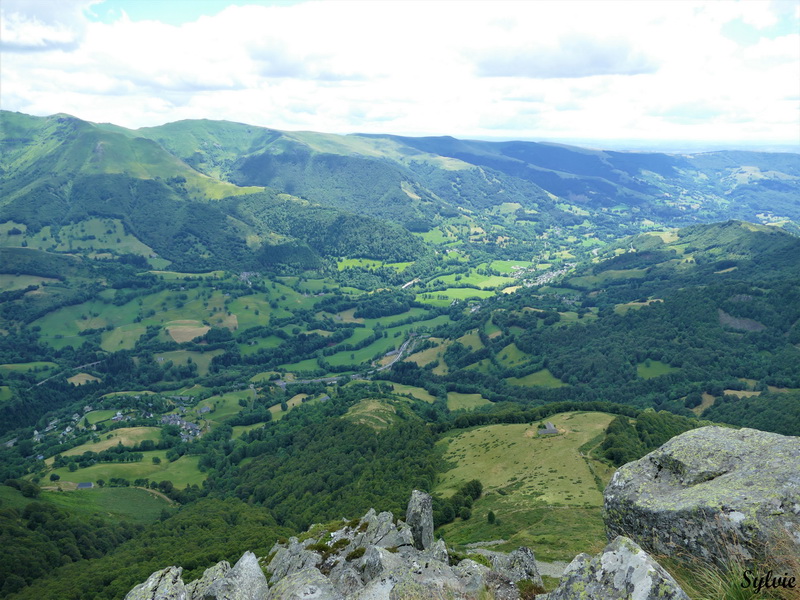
2 0 799 149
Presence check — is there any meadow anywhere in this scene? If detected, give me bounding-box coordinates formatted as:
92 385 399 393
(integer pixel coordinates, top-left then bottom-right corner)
505 369 566 388
435 412 616 561
637 360 680 379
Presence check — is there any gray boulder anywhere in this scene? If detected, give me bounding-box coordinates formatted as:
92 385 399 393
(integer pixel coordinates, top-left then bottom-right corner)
124 566 186 600
267 539 322 584
185 561 230 599
473 547 542 587
204 551 269 600
267 568 343 600
405 490 434 550
604 426 800 564
542 536 689 600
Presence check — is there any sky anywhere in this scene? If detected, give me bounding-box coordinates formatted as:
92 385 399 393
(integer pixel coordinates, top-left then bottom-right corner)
1 0 799 150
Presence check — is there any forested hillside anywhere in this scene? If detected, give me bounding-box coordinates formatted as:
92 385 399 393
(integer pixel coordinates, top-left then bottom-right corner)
1 110 798 598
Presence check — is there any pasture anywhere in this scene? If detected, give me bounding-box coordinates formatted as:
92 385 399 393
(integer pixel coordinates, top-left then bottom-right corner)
0 386 13 403
0 274 59 291
435 412 616 561
496 343 530 368
154 349 222 376
67 373 101 385
344 399 399 430
47 427 162 461
48 452 205 488
505 369 566 388
43 486 169 524
389 383 436 403
446 392 491 411
416 288 495 307
636 360 680 379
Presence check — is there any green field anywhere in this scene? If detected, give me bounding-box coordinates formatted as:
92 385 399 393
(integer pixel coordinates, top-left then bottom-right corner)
232 422 269 439
0 361 58 376
489 260 534 274
344 399 399 430
0 386 12 403
191 389 252 428
240 334 283 356
50 427 162 460
435 412 616 561
100 324 146 351
496 343 530 368
389 383 437 403
49 453 205 488
505 369 566 388
446 392 491 411
416 288 494 307
637 360 680 379
0 273 59 291
429 272 516 290
83 409 120 425
155 349 222 376
44 486 170 524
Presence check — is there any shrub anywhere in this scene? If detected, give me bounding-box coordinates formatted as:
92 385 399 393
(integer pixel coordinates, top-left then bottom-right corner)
346 547 366 561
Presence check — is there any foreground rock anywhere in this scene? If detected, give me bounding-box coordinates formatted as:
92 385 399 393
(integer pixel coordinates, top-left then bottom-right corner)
604 426 800 565
540 536 689 600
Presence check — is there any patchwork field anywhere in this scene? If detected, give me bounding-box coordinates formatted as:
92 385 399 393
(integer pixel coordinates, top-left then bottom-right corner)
47 427 162 461
388 383 437 403
48 453 205 488
637 360 680 379
446 392 491 411
154 349 222 376
435 412 616 561
505 369 566 388
344 399 399 430
67 372 101 385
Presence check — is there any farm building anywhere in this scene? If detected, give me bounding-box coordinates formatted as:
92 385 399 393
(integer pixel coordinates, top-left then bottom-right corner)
76 482 94 489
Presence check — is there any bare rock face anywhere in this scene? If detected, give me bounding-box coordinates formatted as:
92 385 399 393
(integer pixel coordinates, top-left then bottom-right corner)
541 536 689 600
604 426 800 564
266 568 342 600
405 490 434 550
204 551 269 600
185 561 230 599
124 566 186 600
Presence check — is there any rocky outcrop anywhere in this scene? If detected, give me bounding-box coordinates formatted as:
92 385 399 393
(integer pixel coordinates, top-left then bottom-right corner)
124 567 186 600
604 426 800 565
205 551 268 600
540 536 689 600
405 490 434 550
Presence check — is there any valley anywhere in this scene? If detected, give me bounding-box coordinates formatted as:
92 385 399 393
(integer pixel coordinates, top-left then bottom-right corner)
0 111 798 598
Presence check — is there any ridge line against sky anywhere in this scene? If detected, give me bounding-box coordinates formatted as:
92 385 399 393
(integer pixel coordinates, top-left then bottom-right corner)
1 0 799 151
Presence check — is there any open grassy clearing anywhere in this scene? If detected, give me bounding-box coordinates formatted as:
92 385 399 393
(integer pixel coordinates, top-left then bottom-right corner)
166 321 210 343
483 317 503 339
429 272 516 290
489 260 534 274
404 338 450 375
496 343 530 368
227 295 279 329
83 409 119 425
0 386 12 403
48 452 205 488
67 372 101 385
344 399 399 430
416 288 494 307
446 392 491 411
614 299 663 315
277 357 325 374
387 383 437 403
505 369 566 388
154 349 222 376
239 334 283 356
0 274 59 291
191 389 252 427
150 271 226 281
435 412 616 561
43 486 170 524
637 360 680 379
47 427 162 462
0 361 58 376
232 422 269 439
569 268 648 289
100 324 146 351
269 393 316 421
457 330 483 351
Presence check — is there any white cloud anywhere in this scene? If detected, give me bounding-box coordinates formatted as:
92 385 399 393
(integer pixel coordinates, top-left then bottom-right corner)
0 0 798 146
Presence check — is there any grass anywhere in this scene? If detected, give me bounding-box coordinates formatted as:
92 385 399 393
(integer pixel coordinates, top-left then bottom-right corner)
154 349 222 376
489 260 534 274
67 372 101 385
0 274 59 291
83 409 120 425
0 386 13 403
100 324 146 351
0 361 58 373
435 412 616 561
43 486 169 524
416 288 494 307
239 334 283 356
388 383 437 403
232 422 269 439
404 338 450 375
192 390 252 428
48 427 162 461
637 360 680 379
505 369 566 388
269 393 316 421
344 399 399 430
166 321 210 343
49 452 205 488
496 343 530 368
446 392 491 411
457 330 483 351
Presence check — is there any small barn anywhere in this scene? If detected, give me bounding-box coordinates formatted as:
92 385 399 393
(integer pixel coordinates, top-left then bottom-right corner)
76 482 94 489
538 422 559 436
